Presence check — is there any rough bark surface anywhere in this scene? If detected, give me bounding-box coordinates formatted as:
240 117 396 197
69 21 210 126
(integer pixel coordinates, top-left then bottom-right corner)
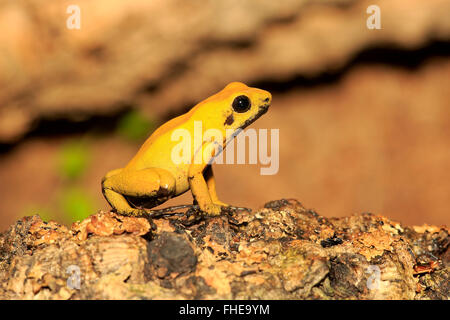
0 199 448 299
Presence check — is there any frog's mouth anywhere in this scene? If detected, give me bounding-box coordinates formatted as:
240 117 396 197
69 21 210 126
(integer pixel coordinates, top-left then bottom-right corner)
240 103 270 130
222 103 270 148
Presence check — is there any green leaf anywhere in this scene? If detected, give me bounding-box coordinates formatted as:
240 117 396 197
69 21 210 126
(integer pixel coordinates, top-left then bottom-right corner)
59 187 95 223
22 205 55 223
116 109 156 142
58 140 90 180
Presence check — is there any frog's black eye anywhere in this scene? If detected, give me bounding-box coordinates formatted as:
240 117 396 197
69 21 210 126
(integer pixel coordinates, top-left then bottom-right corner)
232 95 251 113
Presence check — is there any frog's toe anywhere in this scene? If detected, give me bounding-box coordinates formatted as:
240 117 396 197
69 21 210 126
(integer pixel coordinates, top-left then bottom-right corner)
213 200 229 207
221 205 252 215
114 208 145 218
200 203 223 216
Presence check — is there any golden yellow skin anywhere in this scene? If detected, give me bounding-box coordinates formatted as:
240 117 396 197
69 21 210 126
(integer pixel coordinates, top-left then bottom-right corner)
102 82 272 216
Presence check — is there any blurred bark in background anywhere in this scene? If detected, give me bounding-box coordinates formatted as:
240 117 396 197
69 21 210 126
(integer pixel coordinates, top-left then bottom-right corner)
0 0 449 229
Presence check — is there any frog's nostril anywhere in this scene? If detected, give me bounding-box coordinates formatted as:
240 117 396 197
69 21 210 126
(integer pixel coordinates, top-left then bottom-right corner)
263 97 270 103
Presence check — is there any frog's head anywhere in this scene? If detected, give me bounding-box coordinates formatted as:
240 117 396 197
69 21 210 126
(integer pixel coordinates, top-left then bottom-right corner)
195 82 271 135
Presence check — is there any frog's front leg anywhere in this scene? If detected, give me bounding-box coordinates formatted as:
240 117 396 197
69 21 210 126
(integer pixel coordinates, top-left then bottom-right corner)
102 167 175 217
188 144 223 216
203 165 228 207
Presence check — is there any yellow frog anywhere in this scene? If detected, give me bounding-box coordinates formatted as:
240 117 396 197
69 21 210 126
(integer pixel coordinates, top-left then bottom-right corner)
102 82 271 217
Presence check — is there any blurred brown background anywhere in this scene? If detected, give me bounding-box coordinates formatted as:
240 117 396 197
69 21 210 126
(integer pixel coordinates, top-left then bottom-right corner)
0 0 449 230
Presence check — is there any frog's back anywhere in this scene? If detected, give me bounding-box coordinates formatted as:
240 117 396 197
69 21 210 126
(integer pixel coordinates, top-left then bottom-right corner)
124 108 195 170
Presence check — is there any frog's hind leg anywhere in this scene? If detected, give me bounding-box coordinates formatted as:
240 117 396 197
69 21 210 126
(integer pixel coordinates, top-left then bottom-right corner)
102 167 176 217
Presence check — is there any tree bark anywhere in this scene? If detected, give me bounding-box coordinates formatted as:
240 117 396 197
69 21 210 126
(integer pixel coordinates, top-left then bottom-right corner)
0 199 448 299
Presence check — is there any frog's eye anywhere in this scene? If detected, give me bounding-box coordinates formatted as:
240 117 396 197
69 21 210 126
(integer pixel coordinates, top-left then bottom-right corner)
232 95 251 113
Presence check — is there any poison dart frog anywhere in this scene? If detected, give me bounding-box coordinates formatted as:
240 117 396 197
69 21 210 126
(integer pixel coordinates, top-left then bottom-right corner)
102 82 271 216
